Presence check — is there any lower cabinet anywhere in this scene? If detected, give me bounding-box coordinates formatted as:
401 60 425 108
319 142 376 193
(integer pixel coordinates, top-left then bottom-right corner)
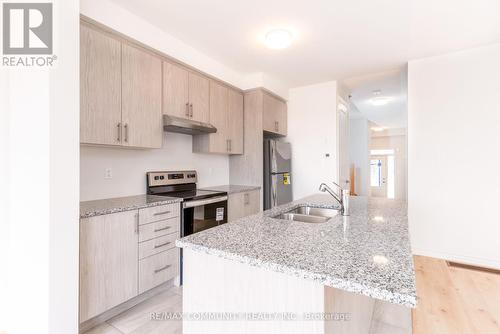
228 189 260 222
79 203 180 323
79 210 139 322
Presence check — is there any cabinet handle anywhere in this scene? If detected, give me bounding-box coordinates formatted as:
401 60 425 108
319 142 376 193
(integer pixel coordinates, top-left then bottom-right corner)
124 123 129 142
153 210 171 216
229 139 232 152
190 104 193 118
117 123 121 142
185 102 189 117
275 121 279 132
154 264 172 274
154 226 171 232
154 241 171 249
244 193 249 205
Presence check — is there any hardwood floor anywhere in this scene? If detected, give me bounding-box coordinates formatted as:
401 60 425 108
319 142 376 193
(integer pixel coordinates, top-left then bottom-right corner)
412 255 500 334
84 256 500 334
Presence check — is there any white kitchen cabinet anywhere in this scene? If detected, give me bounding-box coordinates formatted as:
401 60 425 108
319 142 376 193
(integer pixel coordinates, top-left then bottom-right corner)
228 189 260 222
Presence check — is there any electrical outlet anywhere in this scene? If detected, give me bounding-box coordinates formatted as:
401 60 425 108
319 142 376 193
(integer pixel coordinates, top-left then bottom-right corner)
105 168 113 179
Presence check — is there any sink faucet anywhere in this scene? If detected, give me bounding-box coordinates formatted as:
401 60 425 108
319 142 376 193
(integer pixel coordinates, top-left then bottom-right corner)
319 181 350 216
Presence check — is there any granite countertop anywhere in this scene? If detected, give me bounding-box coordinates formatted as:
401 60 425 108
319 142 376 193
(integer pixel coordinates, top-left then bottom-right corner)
199 184 261 194
177 194 417 308
80 195 182 219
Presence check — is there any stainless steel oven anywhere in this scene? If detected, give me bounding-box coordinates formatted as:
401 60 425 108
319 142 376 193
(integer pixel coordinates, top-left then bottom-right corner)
182 195 228 236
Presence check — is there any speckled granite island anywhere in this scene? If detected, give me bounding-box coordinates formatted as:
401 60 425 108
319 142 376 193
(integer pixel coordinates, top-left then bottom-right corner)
177 194 416 334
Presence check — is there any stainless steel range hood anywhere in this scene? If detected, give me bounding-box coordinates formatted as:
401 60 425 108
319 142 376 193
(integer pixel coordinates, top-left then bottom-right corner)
163 115 217 135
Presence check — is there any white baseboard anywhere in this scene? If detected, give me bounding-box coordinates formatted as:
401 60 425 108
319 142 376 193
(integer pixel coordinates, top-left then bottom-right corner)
412 248 500 270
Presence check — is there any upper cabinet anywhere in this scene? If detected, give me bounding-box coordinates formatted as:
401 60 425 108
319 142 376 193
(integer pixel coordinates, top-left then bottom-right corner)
228 89 244 154
80 24 122 146
121 45 162 148
163 61 209 123
263 92 287 136
80 24 162 149
193 81 243 154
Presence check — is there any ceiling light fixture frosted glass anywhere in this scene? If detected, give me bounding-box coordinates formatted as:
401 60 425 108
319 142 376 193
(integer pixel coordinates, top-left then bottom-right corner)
265 29 293 50
371 96 391 106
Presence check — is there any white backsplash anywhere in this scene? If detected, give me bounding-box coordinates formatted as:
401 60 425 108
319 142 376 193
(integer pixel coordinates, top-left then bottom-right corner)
80 132 229 201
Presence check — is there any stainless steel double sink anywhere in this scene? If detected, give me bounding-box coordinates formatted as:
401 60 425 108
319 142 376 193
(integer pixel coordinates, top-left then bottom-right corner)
273 205 340 223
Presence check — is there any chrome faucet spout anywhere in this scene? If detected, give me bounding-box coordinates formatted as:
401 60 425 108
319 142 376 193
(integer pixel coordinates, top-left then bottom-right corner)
319 182 350 216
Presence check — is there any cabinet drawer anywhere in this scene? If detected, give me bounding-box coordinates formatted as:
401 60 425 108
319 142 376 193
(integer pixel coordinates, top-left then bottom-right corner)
139 203 180 225
139 217 179 242
139 248 179 294
139 232 177 259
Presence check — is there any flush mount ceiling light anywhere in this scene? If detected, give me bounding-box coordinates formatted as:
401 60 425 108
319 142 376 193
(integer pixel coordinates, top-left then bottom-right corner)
371 127 385 132
265 29 293 50
370 96 392 106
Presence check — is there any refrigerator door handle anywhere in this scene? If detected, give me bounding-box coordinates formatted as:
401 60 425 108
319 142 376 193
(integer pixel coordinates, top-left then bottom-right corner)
272 175 278 208
270 140 278 173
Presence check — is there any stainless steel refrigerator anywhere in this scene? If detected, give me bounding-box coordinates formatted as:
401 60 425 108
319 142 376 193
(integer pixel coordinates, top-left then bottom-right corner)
264 139 293 210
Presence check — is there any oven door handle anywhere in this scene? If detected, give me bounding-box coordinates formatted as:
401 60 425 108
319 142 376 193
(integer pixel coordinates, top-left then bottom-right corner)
182 195 228 209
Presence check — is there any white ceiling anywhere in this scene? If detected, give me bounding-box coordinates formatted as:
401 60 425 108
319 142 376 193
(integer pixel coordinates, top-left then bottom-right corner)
110 0 500 88
344 69 407 129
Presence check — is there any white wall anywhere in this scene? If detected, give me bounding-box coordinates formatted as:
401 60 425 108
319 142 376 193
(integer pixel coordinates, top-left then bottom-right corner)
370 134 407 201
81 133 229 201
349 118 370 196
1 1 80 333
287 81 338 200
408 43 500 268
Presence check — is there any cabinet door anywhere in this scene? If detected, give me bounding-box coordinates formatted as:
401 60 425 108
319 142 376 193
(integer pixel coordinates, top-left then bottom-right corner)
208 81 229 153
80 24 122 145
188 72 210 123
228 192 246 222
263 93 280 134
80 210 139 322
121 44 163 148
163 62 189 119
245 190 261 216
228 89 244 154
277 99 288 136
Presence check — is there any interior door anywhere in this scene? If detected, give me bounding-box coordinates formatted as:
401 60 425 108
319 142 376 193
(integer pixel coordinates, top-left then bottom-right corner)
370 156 388 197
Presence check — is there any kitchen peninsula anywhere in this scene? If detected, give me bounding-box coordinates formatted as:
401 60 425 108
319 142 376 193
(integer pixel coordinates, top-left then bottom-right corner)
177 195 416 334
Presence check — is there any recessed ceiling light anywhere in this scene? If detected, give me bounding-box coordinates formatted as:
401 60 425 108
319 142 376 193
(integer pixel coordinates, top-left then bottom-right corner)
373 216 384 221
265 29 293 50
371 97 391 106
